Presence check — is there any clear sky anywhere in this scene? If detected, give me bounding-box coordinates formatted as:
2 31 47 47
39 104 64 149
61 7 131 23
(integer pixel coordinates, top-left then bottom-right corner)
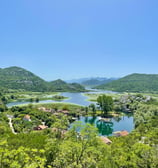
0 0 158 81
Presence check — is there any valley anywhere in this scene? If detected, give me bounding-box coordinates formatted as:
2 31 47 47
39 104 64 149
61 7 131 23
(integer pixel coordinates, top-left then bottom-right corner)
0 67 158 167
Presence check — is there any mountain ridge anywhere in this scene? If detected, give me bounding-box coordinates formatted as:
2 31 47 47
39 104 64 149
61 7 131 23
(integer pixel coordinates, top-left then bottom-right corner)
0 66 86 92
81 78 117 87
95 73 158 93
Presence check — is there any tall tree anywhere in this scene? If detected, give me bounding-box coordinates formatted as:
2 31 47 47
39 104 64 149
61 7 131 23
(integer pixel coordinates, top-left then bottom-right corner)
89 103 96 115
97 95 113 116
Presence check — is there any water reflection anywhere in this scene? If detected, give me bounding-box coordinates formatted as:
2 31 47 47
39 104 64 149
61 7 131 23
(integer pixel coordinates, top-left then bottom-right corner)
70 115 134 136
84 116 97 125
112 116 122 122
96 121 113 136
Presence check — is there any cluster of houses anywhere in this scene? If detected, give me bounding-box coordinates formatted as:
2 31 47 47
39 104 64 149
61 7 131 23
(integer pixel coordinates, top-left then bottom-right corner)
23 115 31 121
38 107 69 115
23 114 48 130
117 94 151 112
22 106 73 132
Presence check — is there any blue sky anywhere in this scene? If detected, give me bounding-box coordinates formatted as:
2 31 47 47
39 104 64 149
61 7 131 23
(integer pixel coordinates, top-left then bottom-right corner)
0 0 158 80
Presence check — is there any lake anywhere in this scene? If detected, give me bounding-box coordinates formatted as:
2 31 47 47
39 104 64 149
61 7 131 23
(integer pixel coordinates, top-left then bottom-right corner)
7 92 95 107
6 91 134 135
70 115 134 136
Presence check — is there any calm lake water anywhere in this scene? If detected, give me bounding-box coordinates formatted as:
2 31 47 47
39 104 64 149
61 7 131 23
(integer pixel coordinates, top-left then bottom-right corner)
70 115 134 136
7 92 95 107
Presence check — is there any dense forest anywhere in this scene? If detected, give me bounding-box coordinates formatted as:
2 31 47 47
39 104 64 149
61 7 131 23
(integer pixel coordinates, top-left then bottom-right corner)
0 67 86 92
95 73 158 93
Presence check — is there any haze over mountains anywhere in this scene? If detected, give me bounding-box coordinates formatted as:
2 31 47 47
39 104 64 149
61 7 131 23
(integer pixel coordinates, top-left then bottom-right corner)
66 77 118 87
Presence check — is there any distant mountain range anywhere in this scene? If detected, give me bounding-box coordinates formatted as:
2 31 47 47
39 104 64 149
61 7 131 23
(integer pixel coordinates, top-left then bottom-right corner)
0 66 86 92
66 77 118 87
66 78 96 84
81 78 117 87
95 73 158 93
1 67 157 93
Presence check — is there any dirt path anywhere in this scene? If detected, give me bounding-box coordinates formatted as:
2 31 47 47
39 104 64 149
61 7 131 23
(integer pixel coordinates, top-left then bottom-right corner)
7 115 17 134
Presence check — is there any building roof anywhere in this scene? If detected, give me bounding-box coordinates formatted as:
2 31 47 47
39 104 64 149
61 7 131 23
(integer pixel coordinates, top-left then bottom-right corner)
62 110 69 114
23 115 31 119
38 125 48 130
119 130 129 136
114 130 129 136
100 136 112 144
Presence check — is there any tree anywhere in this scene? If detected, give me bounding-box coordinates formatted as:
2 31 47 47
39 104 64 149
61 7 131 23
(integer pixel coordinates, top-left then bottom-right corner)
29 98 34 102
62 104 69 111
1 96 8 104
0 103 7 112
85 106 89 115
50 123 103 168
35 98 39 103
89 103 96 115
97 95 113 116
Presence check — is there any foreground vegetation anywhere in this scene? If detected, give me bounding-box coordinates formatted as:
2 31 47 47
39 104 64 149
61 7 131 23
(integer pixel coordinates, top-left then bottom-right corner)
0 89 158 167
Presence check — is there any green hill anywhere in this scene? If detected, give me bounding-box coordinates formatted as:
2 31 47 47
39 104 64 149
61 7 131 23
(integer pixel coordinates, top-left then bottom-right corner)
49 79 86 92
0 66 86 92
0 66 48 92
95 73 158 93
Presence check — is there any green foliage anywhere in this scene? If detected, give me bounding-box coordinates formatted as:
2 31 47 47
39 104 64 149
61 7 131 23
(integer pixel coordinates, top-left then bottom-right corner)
0 114 158 167
10 106 52 133
97 95 114 116
0 113 11 136
0 66 48 92
134 104 158 128
0 92 158 167
0 141 46 168
62 104 70 111
7 133 47 150
89 103 96 114
113 93 150 113
95 73 158 93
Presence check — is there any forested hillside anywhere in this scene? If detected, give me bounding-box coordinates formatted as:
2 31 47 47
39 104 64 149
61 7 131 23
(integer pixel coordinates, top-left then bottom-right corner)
95 73 158 93
49 79 86 92
0 67 86 92
0 66 48 92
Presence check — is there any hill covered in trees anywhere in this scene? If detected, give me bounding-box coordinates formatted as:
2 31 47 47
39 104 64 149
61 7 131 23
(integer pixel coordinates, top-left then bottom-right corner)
49 79 86 92
0 67 86 92
95 73 158 93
